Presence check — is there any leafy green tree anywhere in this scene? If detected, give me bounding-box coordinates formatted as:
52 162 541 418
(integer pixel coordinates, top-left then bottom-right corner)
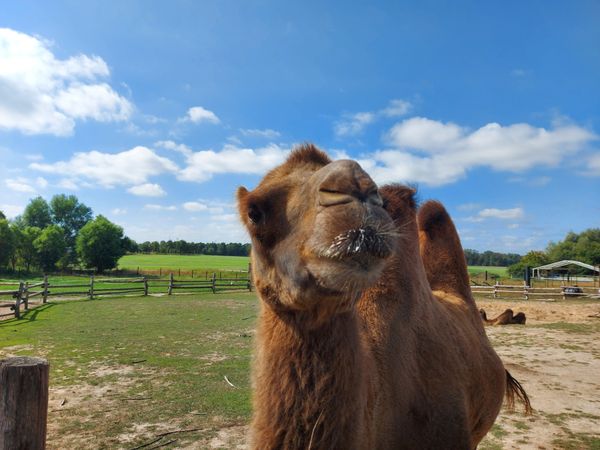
34 225 67 272
507 251 550 278
23 197 53 229
76 216 126 273
546 228 600 267
0 219 16 269
50 194 93 264
0 210 5 220
17 226 42 271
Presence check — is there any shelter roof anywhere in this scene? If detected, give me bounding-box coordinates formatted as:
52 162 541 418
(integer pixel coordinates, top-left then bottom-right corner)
533 260 599 273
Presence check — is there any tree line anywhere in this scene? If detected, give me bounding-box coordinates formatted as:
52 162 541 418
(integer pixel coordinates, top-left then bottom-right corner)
463 249 521 267
135 240 250 256
0 195 132 273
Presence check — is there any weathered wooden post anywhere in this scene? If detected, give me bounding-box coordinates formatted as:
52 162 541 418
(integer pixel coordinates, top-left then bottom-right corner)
248 262 253 292
211 273 216 294
13 282 23 319
42 275 48 304
24 281 30 310
89 275 95 300
493 281 498 299
168 273 174 295
0 356 49 450
143 277 149 296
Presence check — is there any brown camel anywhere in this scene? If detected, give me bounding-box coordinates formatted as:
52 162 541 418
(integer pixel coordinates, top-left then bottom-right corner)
480 308 527 325
237 144 530 450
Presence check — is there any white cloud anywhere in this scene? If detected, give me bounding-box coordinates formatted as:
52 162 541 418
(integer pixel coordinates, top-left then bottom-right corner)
364 117 597 186
144 204 177 211
6 177 35 193
381 99 412 117
30 146 178 187
0 203 24 218
334 112 375 137
178 143 289 182
35 177 48 189
457 202 481 212
127 183 166 197
183 201 209 212
583 153 600 176
155 140 192 156
467 207 525 222
0 28 133 136
180 106 220 124
111 208 127 216
57 178 79 190
240 128 281 139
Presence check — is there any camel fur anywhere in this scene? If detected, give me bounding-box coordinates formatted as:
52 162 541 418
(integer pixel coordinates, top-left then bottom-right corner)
237 144 530 450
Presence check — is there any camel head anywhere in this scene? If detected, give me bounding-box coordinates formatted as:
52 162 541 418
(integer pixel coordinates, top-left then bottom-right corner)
237 144 395 317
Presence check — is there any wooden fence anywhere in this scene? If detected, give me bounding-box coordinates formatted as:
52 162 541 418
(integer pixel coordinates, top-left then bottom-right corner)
0 273 252 320
470 283 599 300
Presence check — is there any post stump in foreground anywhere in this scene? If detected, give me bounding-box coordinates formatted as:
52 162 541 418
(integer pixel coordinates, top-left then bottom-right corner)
0 356 49 450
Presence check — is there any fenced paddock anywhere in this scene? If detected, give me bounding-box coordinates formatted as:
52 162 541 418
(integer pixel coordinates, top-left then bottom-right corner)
0 272 252 320
470 283 599 301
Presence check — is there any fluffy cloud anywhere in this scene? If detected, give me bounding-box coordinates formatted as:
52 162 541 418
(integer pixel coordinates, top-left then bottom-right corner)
180 106 220 124
144 204 177 211
363 117 597 186
334 112 375 137
183 201 209 212
381 99 412 117
127 183 166 197
584 153 600 176
178 143 289 182
30 146 178 187
465 207 525 222
0 28 133 136
5 176 48 193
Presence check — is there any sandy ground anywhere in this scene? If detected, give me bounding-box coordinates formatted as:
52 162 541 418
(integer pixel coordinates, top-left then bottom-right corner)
476 299 600 450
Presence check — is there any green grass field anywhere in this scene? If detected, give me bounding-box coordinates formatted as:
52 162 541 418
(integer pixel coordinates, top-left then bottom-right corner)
0 292 257 448
119 254 250 272
467 266 509 277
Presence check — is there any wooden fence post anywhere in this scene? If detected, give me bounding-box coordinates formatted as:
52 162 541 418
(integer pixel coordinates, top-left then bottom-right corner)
211 273 216 294
89 275 94 300
493 282 498 299
0 356 49 450
24 281 30 310
168 273 174 295
42 275 48 304
248 262 253 292
524 285 529 301
143 277 149 296
13 282 23 319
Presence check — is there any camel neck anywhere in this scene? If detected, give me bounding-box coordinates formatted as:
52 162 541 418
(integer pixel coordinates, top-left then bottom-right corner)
251 304 369 450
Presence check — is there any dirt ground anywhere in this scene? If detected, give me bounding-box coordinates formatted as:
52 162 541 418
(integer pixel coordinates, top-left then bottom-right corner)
476 299 600 450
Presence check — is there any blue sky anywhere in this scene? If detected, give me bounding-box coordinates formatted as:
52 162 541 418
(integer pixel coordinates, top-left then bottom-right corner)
1 0 598 253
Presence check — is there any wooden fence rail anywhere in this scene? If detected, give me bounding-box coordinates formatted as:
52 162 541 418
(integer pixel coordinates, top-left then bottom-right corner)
0 273 253 319
470 283 599 300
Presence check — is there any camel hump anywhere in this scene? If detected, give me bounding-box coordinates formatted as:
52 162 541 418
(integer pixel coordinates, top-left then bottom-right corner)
417 200 472 301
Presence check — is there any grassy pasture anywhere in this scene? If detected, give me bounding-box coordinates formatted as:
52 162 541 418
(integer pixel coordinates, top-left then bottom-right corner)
118 254 250 272
0 292 256 448
468 265 509 277
1 293 599 448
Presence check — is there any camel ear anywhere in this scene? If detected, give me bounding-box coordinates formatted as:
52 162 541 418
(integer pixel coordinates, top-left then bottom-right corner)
237 186 266 229
417 200 471 299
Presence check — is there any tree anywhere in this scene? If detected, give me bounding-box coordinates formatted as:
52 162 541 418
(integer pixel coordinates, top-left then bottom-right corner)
0 219 16 269
507 251 550 278
34 225 66 272
22 197 52 229
546 228 600 268
76 216 126 273
16 226 42 272
50 194 93 239
0 210 5 220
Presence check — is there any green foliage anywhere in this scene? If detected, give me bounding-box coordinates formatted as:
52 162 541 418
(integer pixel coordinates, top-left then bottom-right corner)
16 226 42 271
34 225 67 271
22 196 53 228
463 249 521 267
0 219 16 268
0 210 5 220
50 194 93 240
507 250 550 278
547 228 600 266
77 215 125 272
137 240 250 256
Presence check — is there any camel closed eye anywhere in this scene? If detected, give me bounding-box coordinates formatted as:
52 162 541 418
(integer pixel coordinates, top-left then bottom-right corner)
318 189 383 207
